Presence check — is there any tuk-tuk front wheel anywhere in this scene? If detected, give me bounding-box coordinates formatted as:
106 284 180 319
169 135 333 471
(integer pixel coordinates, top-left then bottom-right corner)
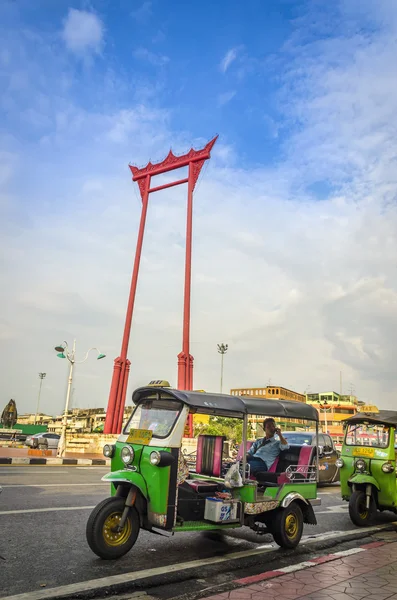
349 490 376 527
86 497 140 559
271 502 303 549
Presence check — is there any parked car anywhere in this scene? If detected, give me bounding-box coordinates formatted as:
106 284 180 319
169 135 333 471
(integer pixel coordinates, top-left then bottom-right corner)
25 433 60 449
282 431 340 484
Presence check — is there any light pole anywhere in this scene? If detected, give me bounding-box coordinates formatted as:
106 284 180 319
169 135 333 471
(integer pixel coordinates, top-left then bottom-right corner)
319 403 340 434
34 373 46 425
54 340 106 457
217 343 228 393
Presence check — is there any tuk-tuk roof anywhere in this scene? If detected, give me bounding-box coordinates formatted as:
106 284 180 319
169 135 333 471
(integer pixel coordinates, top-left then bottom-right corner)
343 410 397 427
132 387 319 421
241 397 319 421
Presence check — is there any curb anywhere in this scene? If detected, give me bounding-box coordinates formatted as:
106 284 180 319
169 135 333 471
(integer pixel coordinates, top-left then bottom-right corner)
234 540 387 585
0 457 110 466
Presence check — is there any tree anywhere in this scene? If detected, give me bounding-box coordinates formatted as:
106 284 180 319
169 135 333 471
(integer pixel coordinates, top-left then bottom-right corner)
194 416 243 444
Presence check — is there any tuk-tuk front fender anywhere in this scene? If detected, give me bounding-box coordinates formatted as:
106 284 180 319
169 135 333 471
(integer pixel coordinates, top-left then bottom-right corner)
102 469 148 499
348 474 380 491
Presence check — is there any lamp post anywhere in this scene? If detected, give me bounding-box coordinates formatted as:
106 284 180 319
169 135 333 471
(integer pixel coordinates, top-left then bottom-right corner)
217 343 228 393
54 340 106 457
34 373 46 425
319 403 341 434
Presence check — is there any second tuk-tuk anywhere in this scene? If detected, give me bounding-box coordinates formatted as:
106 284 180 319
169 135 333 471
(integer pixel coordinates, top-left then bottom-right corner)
337 410 397 526
86 387 321 559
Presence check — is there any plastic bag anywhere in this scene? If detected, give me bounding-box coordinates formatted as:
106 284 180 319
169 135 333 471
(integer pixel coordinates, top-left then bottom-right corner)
224 461 243 488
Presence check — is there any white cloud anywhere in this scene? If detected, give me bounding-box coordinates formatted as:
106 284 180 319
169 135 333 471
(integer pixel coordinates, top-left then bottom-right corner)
220 47 239 73
133 47 169 67
131 1 152 22
218 91 236 106
62 9 104 54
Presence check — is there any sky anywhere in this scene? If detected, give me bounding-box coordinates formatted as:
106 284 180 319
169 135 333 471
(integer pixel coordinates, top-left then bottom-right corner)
1 0 397 416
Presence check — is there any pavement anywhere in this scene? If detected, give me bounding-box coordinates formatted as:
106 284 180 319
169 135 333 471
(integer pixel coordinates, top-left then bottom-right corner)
0 447 109 465
1 467 397 600
203 539 397 600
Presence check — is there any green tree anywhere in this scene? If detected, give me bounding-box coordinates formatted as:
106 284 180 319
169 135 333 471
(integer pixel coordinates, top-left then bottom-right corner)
194 417 243 444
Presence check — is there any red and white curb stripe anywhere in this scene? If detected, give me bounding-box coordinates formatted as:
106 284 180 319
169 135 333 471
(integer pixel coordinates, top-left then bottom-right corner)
235 541 386 585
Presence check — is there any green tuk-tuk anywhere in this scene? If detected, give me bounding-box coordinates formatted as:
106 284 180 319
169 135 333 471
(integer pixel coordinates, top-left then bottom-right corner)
337 410 397 526
86 387 321 559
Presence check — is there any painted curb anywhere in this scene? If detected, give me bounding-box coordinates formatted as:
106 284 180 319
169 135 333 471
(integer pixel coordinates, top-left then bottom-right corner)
0 457 110 466
234 541 387 584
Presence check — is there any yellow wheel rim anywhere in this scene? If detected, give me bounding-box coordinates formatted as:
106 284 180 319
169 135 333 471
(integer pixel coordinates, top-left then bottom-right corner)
358 503 368 520
103 512 132 547
285 513 299 539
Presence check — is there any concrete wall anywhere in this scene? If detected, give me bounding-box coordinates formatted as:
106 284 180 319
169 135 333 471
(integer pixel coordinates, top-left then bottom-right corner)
66 433 118 454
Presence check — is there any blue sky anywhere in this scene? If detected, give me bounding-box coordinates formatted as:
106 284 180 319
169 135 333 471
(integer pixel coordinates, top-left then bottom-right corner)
1 0 397 415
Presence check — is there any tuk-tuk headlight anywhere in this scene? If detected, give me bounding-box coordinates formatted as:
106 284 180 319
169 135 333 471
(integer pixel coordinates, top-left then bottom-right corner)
336 458 344 468
150 451 161 465
103 444 115 458
381 462 394 473
121 446 135 465
355 459 366 472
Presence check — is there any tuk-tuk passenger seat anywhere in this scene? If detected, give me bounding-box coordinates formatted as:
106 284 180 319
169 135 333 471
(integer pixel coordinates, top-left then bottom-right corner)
255 444 315 486
187 435 225 493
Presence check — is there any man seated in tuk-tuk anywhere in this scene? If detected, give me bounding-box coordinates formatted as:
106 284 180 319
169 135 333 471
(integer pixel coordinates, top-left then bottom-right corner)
247 418 290 476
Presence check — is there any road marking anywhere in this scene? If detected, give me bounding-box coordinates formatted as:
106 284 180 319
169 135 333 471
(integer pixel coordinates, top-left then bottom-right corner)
316 504 348 514
1 483 108 488
0 506 95 516
1 522 396 600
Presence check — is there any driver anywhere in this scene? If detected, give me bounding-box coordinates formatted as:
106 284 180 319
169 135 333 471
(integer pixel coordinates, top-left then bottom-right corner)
247 418 289 476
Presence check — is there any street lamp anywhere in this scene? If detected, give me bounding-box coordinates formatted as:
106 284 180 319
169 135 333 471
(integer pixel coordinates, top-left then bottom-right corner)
217 343 228 393
54 340 106 457
319 402 341 434
34 373 46 425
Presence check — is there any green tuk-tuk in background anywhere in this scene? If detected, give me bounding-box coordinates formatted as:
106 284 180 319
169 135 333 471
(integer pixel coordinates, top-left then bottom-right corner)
337 410 397 526
86 387 321 559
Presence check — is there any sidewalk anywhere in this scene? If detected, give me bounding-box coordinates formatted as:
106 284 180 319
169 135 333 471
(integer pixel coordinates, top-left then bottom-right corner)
0 447 109 465
206 540 397 600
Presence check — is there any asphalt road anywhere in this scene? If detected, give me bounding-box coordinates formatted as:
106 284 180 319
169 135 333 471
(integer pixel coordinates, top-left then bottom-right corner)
1 467 396 599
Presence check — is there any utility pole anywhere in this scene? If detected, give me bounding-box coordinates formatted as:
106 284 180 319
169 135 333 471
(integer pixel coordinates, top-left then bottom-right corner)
217 343 228 393
340 371 343 395
34 373 46 425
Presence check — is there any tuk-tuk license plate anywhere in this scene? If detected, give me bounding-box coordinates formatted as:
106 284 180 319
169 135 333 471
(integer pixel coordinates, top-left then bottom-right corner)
353 447 375 458
126 429 153 445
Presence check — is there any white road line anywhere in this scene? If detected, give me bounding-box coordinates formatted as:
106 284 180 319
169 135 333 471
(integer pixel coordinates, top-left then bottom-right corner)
1 483 108 488
0 522 396 600
0 506 95 516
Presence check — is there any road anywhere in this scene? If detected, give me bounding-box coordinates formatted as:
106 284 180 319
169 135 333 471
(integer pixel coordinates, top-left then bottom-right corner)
1 467 396 599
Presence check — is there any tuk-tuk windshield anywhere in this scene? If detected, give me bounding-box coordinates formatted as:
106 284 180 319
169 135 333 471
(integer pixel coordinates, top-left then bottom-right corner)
124 399 182 439
346 423 390 448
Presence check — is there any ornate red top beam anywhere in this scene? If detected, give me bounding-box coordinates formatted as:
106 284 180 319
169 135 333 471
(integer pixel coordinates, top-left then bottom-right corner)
129 135 218 181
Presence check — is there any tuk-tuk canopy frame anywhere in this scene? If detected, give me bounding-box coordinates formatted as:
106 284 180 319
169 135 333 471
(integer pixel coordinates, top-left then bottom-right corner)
343 410 397 428
132 387 319 422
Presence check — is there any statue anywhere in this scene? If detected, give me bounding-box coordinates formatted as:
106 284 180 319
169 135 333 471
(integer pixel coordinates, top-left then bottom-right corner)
1 399 18 429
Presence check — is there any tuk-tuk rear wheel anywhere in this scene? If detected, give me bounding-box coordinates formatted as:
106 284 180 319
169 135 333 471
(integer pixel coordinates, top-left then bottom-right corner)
349 490 376 527
86 497 140 559
271 502 303 549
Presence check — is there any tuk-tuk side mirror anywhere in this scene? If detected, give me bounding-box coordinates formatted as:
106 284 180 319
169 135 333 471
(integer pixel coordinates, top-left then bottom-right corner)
318 445 324 456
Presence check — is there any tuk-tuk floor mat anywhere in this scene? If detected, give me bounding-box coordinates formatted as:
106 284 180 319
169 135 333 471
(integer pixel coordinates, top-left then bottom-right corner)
199 540 397 600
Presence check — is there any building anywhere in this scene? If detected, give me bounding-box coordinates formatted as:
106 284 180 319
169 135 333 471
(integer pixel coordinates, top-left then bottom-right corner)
230 386 307 435
230 386 306 403
17 413 53 426
306 391 359 444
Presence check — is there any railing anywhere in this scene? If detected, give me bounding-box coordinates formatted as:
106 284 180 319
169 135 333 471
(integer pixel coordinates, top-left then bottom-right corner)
285 464 317 482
